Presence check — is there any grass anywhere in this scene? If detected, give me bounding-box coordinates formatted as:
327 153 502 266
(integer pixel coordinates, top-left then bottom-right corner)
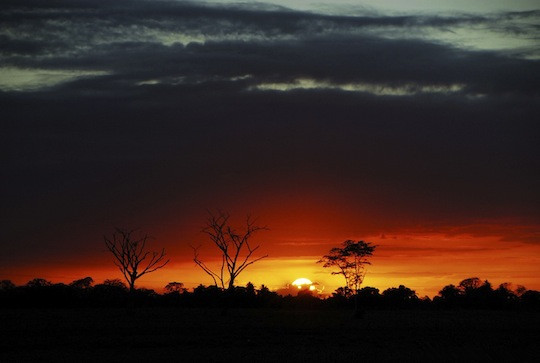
2 308 539 362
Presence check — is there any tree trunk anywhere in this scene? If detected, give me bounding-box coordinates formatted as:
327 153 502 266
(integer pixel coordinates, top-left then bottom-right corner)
228 277 235 291
129 275 136 293
127 278 136 308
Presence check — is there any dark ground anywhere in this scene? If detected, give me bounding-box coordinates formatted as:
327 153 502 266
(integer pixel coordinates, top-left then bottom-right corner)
1 308 539 362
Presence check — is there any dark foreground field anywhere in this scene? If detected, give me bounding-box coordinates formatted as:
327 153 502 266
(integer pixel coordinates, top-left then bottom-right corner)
1 308 539 362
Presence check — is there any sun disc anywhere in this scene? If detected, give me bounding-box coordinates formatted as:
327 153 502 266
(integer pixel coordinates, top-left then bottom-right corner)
292 277 313 286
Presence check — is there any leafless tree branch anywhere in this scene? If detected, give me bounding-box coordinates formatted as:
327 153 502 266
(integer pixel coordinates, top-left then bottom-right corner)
193 210 268 290
104 228 169 292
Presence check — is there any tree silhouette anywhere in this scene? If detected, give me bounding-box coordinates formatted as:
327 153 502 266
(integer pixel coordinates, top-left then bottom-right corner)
192 211 268 290
438 284 461 306
104 228 169 292
333 286 354 298
0 280 15 290
358 286 381 308
70 277 94 289
318 240 376 316
458 277 483 292
26 278 52 288
165 282 187 293
102 279 128 290
494 283 519 308
382 285 419 307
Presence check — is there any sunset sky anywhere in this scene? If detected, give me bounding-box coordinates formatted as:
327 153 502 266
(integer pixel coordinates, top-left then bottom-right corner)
1 0 539 297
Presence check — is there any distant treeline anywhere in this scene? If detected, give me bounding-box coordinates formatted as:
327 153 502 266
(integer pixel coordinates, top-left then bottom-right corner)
1 277 538 310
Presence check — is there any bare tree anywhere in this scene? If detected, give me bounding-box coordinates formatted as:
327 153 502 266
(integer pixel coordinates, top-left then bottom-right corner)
192 211 268 290
104 228 169 292
318 240 376 316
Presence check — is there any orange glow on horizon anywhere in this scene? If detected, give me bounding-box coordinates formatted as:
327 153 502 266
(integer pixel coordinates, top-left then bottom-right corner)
2 208 539 298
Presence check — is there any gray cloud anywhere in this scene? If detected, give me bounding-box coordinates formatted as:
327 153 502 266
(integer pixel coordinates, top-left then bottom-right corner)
2 1 539 96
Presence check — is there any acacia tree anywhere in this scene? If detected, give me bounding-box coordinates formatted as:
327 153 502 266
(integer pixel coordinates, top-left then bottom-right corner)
104 228 169 292
318 240 376 316
192 211 268 290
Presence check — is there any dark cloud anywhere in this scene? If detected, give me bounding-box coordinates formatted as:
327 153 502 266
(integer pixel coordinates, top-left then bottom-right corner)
1 0 539 265
1 1 539 56
4 36 539 99
2 1 539 96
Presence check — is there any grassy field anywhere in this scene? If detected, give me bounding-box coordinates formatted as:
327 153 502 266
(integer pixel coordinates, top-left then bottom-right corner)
1 308 539 362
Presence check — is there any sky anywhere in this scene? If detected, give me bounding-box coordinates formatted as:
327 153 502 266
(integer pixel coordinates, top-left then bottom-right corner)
1 0 539 297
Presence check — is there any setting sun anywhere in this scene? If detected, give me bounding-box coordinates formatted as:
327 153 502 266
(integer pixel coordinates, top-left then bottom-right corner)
291 278 313 288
